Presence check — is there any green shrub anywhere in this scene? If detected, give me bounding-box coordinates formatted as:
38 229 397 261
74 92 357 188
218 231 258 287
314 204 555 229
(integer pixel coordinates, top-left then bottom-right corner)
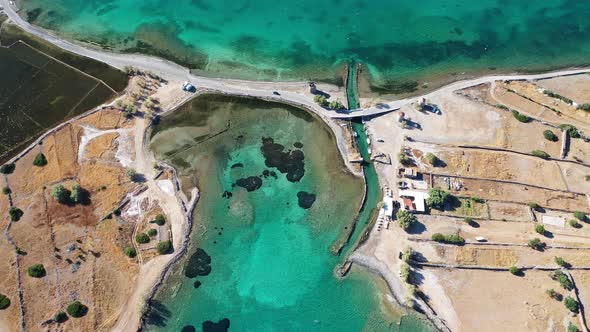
123 247 136 258
0 163 15 174
147 229 157 237
559 124 581 138
543 130 558 142
431 233 465 245
66 301 88 318
126 168 139 182
545 288 561 301
543 90 573 104
135 233 150 244
70 184 82 204
531 150 550 159
400 263 411 283
154 214 166 226
528 238 546 251
427 188 452 210
555 256 571 268
535 224 545 235
0 294 10 310
2 186 11 195
564 296 579 313
113 208 121 216
569 219 582 228
425 152 441 166
573 211 586 221
54 311 68 323
550 270 573 290
512 110 531 123
401 247 414 263
313 95 328 107
509 266 520 275
396 210 417 231
329 100 345 110
51 185 70 204
578 103 590 111
9 207 23 222
398 153 413 166
568 322 581 332
32 153 47 167
528 202 541 210
156 240 172 254
586 175 590 182
27 264 46 278
464 217 474 225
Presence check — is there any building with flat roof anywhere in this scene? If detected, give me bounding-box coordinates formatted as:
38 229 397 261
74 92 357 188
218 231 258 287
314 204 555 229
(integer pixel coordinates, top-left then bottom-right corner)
399 189 429 213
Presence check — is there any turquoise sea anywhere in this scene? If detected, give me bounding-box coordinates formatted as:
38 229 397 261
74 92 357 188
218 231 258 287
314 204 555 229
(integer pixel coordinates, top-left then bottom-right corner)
148 95 432 332
20 0 590 92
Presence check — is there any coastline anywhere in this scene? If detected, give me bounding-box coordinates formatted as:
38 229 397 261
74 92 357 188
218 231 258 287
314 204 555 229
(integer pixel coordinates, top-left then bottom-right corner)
4 2 590 331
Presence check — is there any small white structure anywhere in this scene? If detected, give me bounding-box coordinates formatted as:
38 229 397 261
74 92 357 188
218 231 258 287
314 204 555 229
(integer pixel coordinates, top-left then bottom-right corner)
542 215 566 228
399 189 430 213
383 196 394 220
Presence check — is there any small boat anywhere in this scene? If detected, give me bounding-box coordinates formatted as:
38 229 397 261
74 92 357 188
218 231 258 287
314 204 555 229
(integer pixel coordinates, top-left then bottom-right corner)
366 138 370 145
367 148 372 155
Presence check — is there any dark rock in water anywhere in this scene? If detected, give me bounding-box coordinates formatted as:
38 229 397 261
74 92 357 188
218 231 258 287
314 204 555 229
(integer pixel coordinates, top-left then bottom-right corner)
222 190 233 199
202 318 230 332
269 171 277 178
260 137 305 182
185 248 212 278
294 142 303 148
193 280 202 289
181 326 196 332
297 191 316 209
230 163 243 169
262 169 270 177
235 176 263 192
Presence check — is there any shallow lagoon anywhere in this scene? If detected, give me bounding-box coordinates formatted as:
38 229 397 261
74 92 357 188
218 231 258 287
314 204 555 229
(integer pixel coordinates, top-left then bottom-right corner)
148 95 432 331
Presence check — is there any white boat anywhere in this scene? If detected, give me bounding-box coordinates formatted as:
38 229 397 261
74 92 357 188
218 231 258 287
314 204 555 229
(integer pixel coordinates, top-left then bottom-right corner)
366 138 370 145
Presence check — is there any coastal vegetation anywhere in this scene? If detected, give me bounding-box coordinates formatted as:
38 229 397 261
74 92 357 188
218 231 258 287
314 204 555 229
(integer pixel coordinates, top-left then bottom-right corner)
0 294 10 310
157 241 172 254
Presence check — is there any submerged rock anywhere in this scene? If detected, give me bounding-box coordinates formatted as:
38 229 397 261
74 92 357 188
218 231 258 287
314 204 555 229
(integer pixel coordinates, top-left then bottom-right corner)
181 326 196 332
221 190 233 199
297 191 316 209
294 142 303 148
193 280 202 289
230 163 243 169
235 176 263 192
260 137 305 182
185 248 212 278
202 318 230 332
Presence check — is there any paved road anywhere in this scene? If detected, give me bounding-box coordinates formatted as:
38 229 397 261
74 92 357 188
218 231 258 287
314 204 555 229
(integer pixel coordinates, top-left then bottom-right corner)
2 0 590 122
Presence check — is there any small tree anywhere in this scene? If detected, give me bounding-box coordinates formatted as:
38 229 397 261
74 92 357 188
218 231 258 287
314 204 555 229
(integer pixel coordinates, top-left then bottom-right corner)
396 210 417 231
573 211 586 221
9 207 23 222
512 110 531 123
0 163 15 175
569 219 582 228
0 294 10 310
426 188 452 210
400 263 411 283
401 247 414 263
66 301 88 318
54 311 68 323
528 202 541 210
329 100 345 110
27 264 46 278
398 152 413 166
123 247 137 258
543 130 558 142
425 153 441 166
126 168 139 182
135 233 150 244
147 229 157 237
534 224 545 235
528 238 546 251
51 185 70 204
550 270 573 290
555 256 570 268
564 297 579 313
545 288 562 301
154 214 166 226
32 153 48 167
568 322 580 332
2 186 11 195
531 150 550 159
509 266 521 275
70 184 82 204
156 240 172 254
463 217 474 226
313 95 328 107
